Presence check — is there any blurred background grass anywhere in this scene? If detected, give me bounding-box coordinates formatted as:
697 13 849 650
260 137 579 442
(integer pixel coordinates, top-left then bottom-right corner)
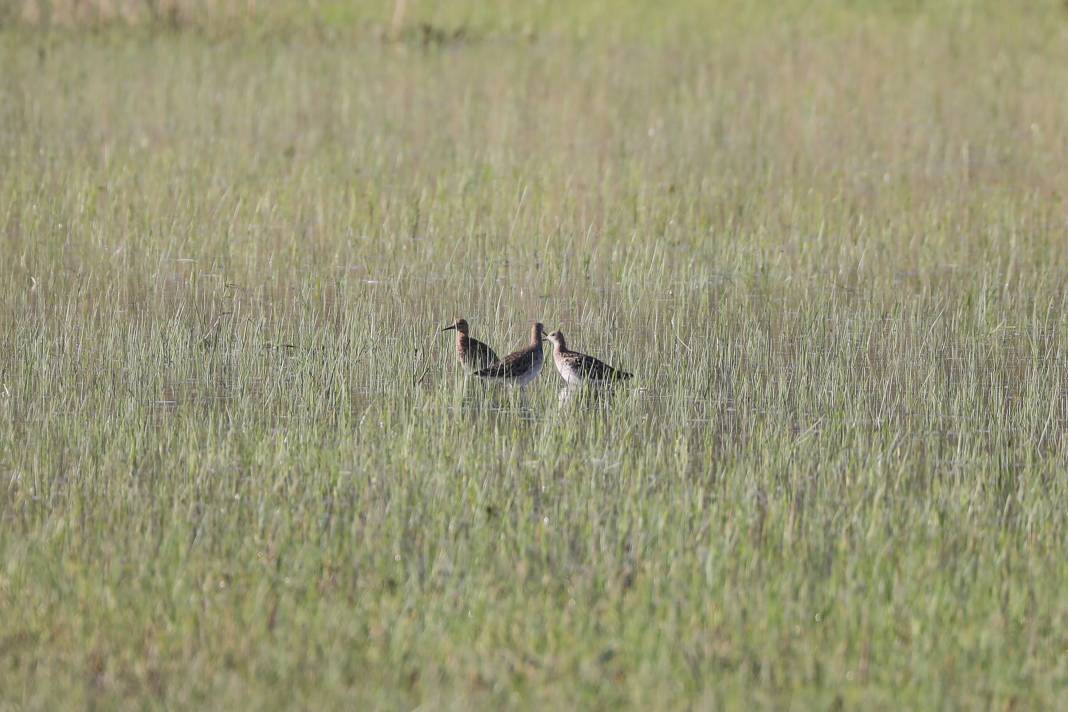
3 0 1065 38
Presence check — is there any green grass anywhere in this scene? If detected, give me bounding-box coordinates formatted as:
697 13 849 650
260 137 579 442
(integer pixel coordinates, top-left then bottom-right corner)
2 2 1068 708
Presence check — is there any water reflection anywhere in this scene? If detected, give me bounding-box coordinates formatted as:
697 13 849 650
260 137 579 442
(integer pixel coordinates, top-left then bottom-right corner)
456 378 539 422
557 383 622 410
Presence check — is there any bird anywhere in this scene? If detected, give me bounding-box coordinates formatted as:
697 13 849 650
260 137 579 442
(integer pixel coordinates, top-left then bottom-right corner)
442 318 499 373
546 330 632 385
475 322 547 387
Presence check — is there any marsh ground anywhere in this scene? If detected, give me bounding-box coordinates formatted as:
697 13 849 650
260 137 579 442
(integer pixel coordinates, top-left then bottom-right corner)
1 1 1067 708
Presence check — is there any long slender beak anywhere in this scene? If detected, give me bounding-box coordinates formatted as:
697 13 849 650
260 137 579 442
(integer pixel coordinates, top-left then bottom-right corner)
442 325 456 332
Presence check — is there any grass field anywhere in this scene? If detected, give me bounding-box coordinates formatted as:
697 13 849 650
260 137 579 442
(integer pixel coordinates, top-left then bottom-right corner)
2 1 1068 708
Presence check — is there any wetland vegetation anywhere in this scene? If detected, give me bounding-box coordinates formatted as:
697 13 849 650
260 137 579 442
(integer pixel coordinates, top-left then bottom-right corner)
1 0 1067 708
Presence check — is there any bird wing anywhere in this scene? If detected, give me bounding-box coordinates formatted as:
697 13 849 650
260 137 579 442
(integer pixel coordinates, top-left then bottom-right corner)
477 346 536 378
571 352 632 381
469 337 499 366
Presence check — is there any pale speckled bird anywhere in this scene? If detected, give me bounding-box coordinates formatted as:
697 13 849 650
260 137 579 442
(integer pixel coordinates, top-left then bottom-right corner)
546 330 632 385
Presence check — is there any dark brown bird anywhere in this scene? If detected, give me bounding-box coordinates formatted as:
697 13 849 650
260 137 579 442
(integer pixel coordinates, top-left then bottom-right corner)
546 330 632 385
475 322 547 387
442 318 499 373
